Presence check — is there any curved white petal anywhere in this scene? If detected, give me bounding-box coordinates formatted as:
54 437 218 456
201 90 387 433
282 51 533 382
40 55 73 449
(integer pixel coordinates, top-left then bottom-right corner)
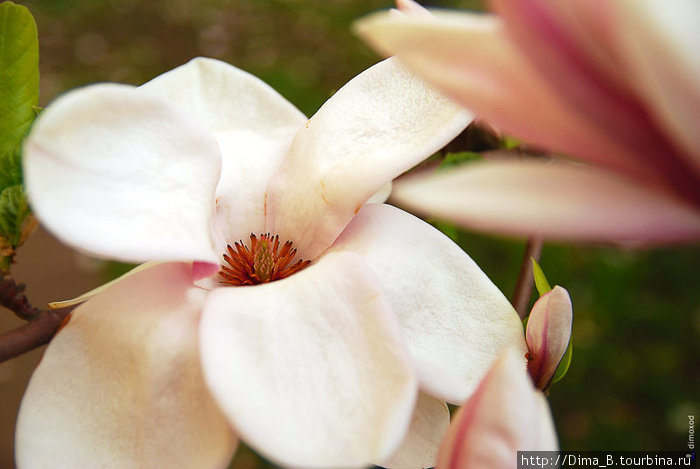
23 84 222 265
142 57 308 246
619 0 700 173
16 263 237 468
330 204 525 404
393 159 700 243
526 286 573 390
141 57 306 137
379 393 450 469
266 57 471 260
353 10 661 185
199 251 417 468
436 348 558 469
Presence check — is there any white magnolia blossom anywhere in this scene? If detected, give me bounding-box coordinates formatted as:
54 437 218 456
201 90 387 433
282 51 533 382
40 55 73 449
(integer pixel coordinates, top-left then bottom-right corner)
18 57 526 468
356 0 700 244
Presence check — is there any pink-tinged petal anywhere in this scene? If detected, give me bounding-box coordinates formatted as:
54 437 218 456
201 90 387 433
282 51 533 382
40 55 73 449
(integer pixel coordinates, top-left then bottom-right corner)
16 263 237 468
266 57 471 260
379 393 450 469
618 0 700 173
488 0 700 202
436 348 558 469
141 58 308 246
353 11 663 186
395 0 431 16
199 251 417 468
330 204 526 404
392 159 700 243
23 84 221 265
526 286 572 390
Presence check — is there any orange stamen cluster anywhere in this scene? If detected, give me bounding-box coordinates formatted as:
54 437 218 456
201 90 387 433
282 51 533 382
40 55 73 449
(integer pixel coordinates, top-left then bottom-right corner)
219 233 311 286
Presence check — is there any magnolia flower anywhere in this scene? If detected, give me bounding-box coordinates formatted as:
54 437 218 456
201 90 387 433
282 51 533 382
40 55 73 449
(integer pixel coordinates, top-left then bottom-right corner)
17 57 526 468
437 348 558 468
525 286 573 391
355 0 700 243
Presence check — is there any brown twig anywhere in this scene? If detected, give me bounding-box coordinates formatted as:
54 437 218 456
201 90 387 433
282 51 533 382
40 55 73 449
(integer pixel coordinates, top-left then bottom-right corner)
1 276 43 320
0 275 74 362
512 237 544 319
0 307 71 362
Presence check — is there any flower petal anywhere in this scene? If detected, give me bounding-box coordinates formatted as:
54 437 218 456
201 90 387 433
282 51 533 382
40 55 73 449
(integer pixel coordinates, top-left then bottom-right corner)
395 0 431 16
392 159 700 243
618 0 700 172
330 203 526 404
15 263 237 468
266 57 471 259
353 10 660 185
488 0 700 200
379 393 450 469
199 251 417 468
141 58 308 246
23 84 222 265
436 348 558 469
526 286 573 390
140 57 306 137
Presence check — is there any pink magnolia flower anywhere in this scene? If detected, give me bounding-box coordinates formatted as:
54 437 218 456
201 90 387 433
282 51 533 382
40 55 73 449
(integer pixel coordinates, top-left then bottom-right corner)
18 57 526 468
355 0 700 243
437 348 558 468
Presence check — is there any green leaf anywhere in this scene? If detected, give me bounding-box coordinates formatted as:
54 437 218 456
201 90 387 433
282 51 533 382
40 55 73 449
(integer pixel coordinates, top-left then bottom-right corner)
0 184 30 246
0 143 22 189
438 151 482 170
550 337 573 384
0 1 40 156
531 257 552 296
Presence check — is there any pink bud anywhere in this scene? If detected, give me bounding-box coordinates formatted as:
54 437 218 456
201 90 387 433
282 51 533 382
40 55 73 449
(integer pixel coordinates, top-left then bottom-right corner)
526 286 573 390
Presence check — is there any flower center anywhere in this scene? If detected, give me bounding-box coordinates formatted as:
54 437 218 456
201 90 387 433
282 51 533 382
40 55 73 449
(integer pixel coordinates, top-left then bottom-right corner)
219 233 311 286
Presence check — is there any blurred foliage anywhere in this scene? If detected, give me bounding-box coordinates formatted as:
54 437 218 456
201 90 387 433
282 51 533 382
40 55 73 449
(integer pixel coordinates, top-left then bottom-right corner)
0 1 39 271
8 0 699 466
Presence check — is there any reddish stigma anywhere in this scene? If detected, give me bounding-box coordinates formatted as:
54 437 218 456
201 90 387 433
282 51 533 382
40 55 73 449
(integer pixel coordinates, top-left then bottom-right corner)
219 233 311 286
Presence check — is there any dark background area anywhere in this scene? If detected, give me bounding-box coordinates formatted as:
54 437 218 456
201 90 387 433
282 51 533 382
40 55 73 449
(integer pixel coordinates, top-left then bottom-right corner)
1 0 697 467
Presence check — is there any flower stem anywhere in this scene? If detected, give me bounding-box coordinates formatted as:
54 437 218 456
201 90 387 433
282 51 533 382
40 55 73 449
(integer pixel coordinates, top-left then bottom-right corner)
512 237 544 319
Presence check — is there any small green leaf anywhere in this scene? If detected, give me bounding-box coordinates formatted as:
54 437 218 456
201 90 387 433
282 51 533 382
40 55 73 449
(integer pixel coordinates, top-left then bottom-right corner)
550 337 573 384
0 143 23 190
0 1 40 155
531 257 552 296
0 184 31 246
438 151 482 170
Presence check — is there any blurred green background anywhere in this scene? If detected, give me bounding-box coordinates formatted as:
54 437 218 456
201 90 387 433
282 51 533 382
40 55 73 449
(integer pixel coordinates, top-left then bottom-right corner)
1 0 698 467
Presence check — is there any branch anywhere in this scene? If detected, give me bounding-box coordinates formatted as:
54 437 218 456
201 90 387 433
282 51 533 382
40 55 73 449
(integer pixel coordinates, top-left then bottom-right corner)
1 276 42 320
0 307 71 362
512 237 544 319
0 275 73 363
